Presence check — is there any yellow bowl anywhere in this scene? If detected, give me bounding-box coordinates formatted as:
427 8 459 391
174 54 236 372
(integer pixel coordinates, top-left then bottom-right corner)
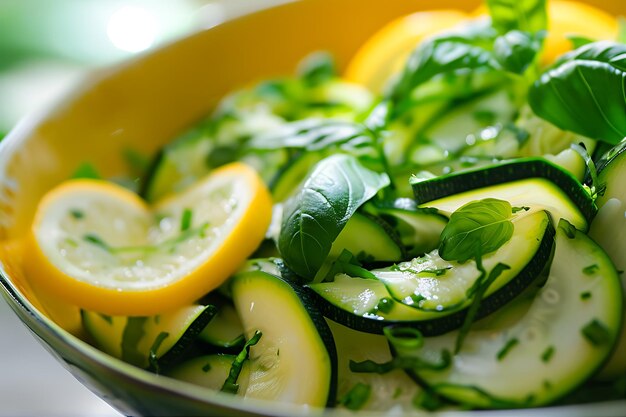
1 0 625 415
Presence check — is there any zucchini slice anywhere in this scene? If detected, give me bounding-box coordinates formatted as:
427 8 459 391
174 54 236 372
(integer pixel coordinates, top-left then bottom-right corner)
589 139 626 378
82 304 216 371
400 220 622 408
166 354 250 393
376 210 552 312
328 319 420 411
364 199 448 258
411 158 596 230
230 270 337 407
308 210 554 336
198 296 245 350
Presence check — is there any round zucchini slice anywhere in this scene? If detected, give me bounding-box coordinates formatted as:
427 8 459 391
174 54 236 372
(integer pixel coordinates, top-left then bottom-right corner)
399 220 622 408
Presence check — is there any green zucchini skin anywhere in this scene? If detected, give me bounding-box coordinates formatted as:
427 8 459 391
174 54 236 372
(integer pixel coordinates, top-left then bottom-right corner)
588 139 626 378
308 211 555 336
229 269 338 407
81 304 217 372
399 220 623 409
410 158 597 227
198 295 245 350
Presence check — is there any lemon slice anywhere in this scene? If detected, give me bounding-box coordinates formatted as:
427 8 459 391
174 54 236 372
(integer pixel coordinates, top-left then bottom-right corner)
343 9 468 93
26 162 272 316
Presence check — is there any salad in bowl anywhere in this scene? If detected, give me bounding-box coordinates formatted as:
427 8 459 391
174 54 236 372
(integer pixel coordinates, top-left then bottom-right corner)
0 0 625 415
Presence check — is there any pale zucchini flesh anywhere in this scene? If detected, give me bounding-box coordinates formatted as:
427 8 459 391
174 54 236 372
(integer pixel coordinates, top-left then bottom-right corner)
404 220 622 408
230 270 336 407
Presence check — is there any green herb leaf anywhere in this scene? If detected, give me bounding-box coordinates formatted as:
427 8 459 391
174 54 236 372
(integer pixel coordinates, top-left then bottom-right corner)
496 337 519 361
486 0 547 35
180 208 193 232
349 350 451 374
583 264 599 275
493 30 545 74
339 382 371 410
279 154 389 280
529 41 626 145
439 198 515 263
297 51 336 87
541 346 555 362
72 162 101 180
389 20 499 106
248 118 373 152
222 330 262 394
581 319 612 347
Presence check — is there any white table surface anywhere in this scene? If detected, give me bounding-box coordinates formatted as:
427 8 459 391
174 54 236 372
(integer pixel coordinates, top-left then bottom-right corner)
0 299 123 417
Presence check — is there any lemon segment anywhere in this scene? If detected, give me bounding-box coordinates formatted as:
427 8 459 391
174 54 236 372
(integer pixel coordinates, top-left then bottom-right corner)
343 10 468 93
26 162 272 316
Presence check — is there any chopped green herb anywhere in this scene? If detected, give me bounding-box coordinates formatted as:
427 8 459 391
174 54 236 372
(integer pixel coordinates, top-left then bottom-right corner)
413 389 445 412
543 380 553 390
349 351 451 374
339 382 371 410
202 363 212 373
147 331 170 373
392 387 403 399
456 262 511 353
69 209 85 219
222 330 262 394
375 297 394 314
180 208 193 232
582 264 599 275
71 162 101 180
580 291 592 300
83 233 111 251
384 327 424 351
541 346 555 363
496 338 519 361
581 319 612 347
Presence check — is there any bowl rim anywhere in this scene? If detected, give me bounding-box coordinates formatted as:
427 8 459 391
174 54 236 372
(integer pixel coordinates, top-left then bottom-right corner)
0 0 625 415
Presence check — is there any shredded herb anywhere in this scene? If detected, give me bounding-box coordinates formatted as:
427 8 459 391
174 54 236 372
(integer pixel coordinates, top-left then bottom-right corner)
413 389 445 411
581 319 612 347
71 162 101 180
69 209 85 219
349 352 451 374
580 291 592 300
375 297 394 314
147 331 170 373
456 262 511 353
541 346 555 363
339 382 371 410
384 327 424 351
83 233 111 251
202 363 212 372
221 330 262 394
180 208 193 232
496 338 519 361
582 264 599 275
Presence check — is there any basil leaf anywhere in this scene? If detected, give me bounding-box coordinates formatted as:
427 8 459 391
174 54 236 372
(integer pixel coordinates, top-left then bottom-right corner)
493 30 545 74
279 154 390 280
389 20 500 104
297 51 336 87
248 119 373 152
438 198 514 263
529 41 626 144
486 0 547 35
